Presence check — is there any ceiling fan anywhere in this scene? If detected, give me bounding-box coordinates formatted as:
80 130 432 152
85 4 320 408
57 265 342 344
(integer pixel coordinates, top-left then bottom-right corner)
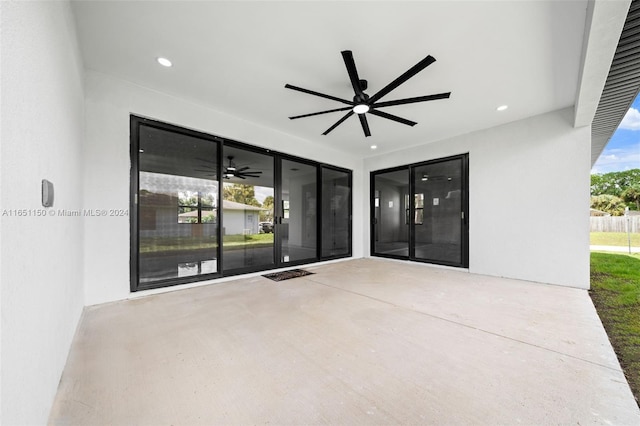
222 156 262 180
194 156 263 180
285 50 451 137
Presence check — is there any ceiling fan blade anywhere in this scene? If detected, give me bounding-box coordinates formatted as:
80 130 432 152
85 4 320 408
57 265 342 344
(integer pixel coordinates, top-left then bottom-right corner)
369 109 417 127
322 111 354 135
358 114 371 137
374 92 451 108
285 84 354 106
239 171 262 176
235 166 250 172
368 55 436 104
289 106 352 120
342 50 364 96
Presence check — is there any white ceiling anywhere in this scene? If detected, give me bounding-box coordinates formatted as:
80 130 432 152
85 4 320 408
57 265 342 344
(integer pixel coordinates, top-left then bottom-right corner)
71 0 588 157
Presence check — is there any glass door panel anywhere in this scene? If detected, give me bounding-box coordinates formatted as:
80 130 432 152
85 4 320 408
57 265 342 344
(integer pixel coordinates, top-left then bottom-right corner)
137 124 219 285
321 167 351 258
279 159 318 264
372 168 410 257
413 157 464 265
221 147 275 272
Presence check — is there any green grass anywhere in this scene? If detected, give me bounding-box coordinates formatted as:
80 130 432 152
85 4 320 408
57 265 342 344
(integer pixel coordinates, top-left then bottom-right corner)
590 252 640 406
223 233 274 247
591 232 640 247
140 233 273 254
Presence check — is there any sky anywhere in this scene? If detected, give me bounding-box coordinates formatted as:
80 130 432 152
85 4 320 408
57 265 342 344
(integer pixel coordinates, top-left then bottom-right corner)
591 95 640 174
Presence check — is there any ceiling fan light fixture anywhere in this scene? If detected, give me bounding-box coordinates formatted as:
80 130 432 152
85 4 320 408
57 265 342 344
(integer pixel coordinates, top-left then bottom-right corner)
353 104 370 114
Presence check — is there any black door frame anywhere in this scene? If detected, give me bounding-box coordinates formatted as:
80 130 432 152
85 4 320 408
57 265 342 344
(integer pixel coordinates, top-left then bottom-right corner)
370 154 469 268
130 115 352 291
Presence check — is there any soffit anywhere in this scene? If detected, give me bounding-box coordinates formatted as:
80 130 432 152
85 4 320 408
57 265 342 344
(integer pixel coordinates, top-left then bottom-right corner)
591 0 640 165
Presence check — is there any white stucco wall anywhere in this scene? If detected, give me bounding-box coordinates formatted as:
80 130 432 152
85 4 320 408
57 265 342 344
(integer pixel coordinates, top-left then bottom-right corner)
364 108 591 289
0 1 85 423
83 71 363 305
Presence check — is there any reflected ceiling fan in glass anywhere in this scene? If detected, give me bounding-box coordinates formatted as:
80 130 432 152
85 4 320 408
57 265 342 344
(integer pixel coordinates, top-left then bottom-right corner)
194 156 263 180
222 156 262 180
285 50 451 137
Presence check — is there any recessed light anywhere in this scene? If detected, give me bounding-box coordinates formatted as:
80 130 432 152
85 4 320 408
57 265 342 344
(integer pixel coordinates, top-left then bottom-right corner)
370 145 377 150
496 105 508 111
157 57 172 67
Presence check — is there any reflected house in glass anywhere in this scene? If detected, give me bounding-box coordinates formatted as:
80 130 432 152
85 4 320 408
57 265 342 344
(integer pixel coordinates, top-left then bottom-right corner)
176 200 266 235
219 200 266 235
143 192 266 238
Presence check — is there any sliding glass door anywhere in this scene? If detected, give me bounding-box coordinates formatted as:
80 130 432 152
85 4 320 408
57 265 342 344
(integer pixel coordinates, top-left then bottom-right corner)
372 168 410 257
412 156 466 265
278 158 318 265
134 122 221 289
221 146 275 274
321 166 352 258
131 116 352 291
371 155 468 268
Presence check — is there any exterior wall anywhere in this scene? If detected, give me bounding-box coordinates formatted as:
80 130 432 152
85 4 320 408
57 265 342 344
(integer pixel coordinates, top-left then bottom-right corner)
84 71 363 305
364 108 591 289
0 1 85 423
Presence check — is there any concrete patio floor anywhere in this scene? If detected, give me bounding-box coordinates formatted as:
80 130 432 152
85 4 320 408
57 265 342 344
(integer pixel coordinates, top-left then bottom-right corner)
49 258 640 424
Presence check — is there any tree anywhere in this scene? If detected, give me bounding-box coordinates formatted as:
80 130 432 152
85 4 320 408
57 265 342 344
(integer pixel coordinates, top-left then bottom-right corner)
591 169 640 198
223 183 260 207
260 195 274 222
590 194 627 216
622 184 640 210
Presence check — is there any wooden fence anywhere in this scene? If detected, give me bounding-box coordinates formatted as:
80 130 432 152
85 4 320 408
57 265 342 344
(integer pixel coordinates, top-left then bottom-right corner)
590 216 640 233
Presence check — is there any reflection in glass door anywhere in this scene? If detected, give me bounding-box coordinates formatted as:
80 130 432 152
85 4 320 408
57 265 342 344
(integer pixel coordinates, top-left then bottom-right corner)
279 159 318 264
372 168 410 257
136 124 220 287
371 155 468 267
221 146 275 273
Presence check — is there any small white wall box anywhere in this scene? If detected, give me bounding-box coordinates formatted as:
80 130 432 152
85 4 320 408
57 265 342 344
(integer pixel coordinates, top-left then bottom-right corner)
42 179 54 207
